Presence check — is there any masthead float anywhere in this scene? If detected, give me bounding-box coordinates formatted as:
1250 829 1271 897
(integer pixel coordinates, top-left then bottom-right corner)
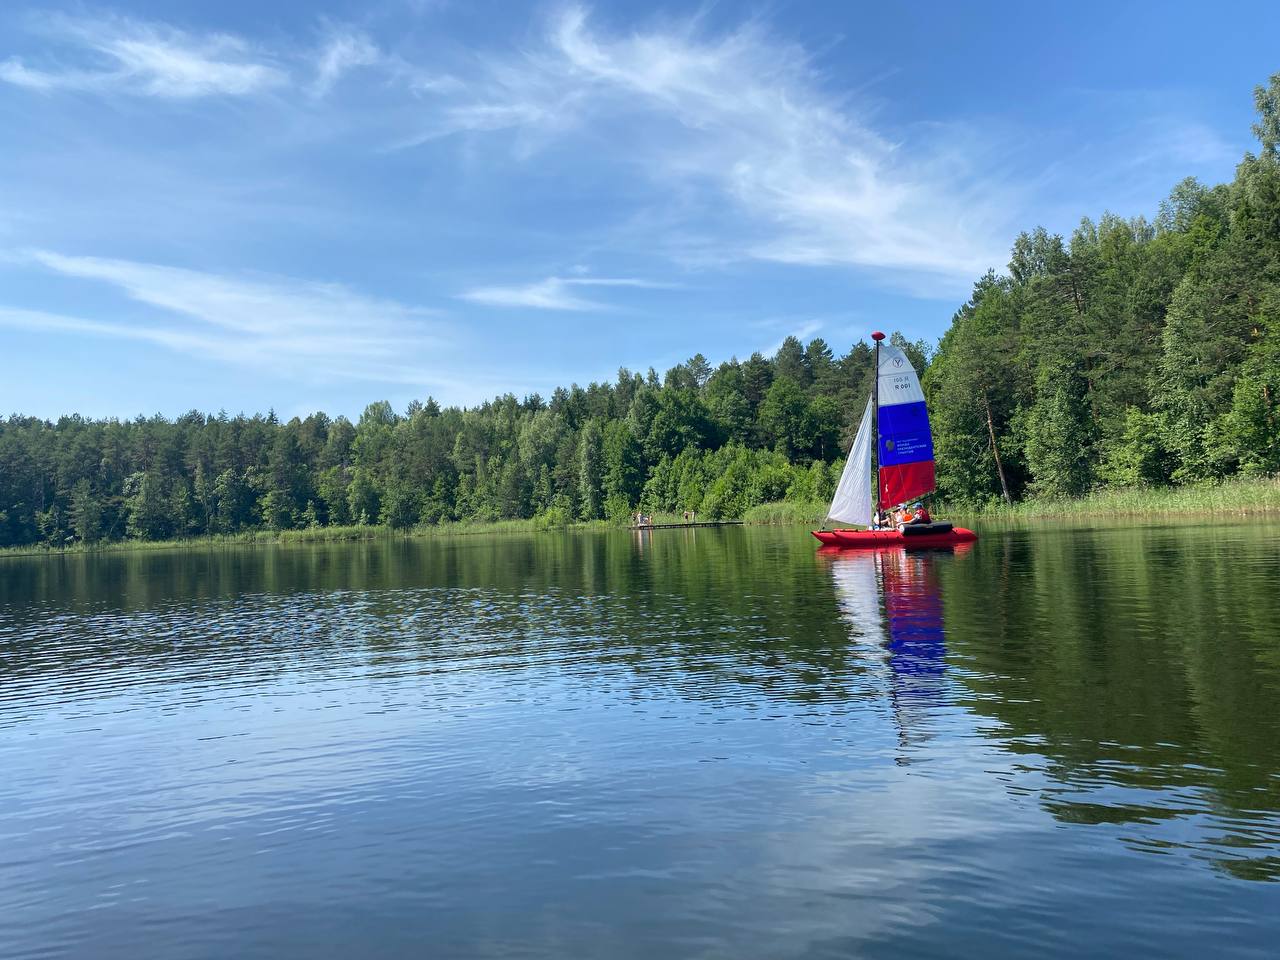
812 331 977 549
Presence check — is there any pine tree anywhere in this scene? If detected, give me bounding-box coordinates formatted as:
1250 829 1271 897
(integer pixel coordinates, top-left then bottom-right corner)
577 420 604 520
1023 360 1096 498
69 479 101 543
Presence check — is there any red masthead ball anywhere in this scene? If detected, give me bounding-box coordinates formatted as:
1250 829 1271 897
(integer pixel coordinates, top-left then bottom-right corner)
871 331 885 341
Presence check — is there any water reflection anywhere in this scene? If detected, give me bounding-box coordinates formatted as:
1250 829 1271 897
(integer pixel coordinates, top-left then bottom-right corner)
941 525 1280 881
820 531 1280 882
3 525 1280 960
824 547 960 759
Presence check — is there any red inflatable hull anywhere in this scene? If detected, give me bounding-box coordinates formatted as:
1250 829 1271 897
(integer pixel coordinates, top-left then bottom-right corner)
811 527 978 549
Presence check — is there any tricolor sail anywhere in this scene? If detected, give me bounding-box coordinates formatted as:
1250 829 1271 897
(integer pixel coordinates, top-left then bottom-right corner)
826 397 874 526
876 342 936 508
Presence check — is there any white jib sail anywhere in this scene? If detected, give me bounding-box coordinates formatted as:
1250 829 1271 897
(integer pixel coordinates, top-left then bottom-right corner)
826 395 874 527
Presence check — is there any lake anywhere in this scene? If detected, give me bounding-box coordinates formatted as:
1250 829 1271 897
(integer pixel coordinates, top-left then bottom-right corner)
2 521 1279 958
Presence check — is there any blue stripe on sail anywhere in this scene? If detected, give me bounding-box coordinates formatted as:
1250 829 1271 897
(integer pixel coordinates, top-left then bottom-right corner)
878 400 934 466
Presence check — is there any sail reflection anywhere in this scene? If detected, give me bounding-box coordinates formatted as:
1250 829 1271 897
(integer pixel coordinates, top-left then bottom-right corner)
823 546 970 758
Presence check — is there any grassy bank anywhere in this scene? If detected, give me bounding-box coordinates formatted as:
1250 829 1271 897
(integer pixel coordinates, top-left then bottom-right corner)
741 500 829 525
744 477 1280 527
0 516 614 559
0 510 740 559
941 476 1280 521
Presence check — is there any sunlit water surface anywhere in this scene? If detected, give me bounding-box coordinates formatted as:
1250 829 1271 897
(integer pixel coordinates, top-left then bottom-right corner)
3 521 1280 958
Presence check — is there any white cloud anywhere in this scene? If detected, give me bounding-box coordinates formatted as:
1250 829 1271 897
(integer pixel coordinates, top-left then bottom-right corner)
17 250 450 385
0 14 286 98
0 6 1015 291
458 275 668 311
312 28 382 97
764 320 824 356
429 6 1012 288
0 304 230 355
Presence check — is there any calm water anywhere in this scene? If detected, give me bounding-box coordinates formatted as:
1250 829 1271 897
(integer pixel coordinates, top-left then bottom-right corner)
2 522 1280 958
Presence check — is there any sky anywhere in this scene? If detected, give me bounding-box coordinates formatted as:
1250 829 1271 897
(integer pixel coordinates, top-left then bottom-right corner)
1 0 1277 420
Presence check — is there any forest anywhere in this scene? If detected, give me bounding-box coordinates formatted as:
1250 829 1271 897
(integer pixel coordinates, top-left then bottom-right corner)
1 74 1278 548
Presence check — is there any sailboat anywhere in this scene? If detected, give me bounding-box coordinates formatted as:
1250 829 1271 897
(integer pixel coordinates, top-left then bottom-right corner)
812 331 977 549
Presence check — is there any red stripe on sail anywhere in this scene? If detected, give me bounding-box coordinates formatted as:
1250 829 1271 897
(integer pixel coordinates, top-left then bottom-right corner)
879 461 935 508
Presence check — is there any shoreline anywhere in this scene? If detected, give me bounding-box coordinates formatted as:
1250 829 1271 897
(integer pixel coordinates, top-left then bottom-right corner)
0 517 612 560
4 477 1278 559
743 477 1280 526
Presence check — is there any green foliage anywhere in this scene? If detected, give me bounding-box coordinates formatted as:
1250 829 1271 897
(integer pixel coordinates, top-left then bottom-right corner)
69 479 101 543
125 471 171 541
1097 408 1172 487
926 72 1280 505
380 481 418 530
941 476 1280 520
1254 71 1280 159
741 500 829 525
533 505 572 530
347 468 380 525
1022 360 1096 498
759 376 810 457
602 419 643 506
1212 301 1280 474
577 419 605 520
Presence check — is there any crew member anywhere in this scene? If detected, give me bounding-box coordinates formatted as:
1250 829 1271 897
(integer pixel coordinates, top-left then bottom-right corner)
896 503 931 527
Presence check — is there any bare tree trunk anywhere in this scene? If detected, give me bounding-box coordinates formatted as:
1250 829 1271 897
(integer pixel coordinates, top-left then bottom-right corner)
983 389 1012 504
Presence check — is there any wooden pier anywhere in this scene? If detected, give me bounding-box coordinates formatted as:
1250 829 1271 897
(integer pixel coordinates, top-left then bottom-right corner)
627 521 744 530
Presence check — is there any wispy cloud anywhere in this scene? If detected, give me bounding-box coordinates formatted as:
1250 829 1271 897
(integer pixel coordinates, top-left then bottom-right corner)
0 304 232 355
458 275 670 311
311 27 382 97
422 6 1013 287
0 13 287 98
15 250 449 384
748 317 826 356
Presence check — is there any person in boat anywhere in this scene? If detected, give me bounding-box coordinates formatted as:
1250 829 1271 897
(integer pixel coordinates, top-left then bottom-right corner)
902 503 931 525
896 503 931 527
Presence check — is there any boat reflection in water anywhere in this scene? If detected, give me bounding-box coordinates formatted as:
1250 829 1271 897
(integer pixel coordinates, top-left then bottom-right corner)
821 544 973 759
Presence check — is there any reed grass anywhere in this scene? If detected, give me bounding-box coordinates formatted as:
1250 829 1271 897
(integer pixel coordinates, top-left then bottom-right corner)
0 516 616 559
0 524 383 559
742 477 1280 528
741 500 829 525
940 476 1280 520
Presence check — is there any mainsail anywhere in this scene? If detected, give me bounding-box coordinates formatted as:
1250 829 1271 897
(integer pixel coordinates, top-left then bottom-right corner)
826 396 874 526
876 342 936 508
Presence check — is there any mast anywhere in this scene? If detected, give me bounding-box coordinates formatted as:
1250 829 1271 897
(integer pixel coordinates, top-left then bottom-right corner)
871 330 884 522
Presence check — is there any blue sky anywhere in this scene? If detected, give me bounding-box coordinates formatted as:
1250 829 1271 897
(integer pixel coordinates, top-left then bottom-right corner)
1 1 1276 419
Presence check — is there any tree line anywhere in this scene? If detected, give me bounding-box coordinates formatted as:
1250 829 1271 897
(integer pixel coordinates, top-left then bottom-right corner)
3 72 1279 547
925 72 1280 502
0 334 929 546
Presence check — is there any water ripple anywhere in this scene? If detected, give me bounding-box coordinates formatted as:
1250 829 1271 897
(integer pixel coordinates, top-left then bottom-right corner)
2 525 1280 958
